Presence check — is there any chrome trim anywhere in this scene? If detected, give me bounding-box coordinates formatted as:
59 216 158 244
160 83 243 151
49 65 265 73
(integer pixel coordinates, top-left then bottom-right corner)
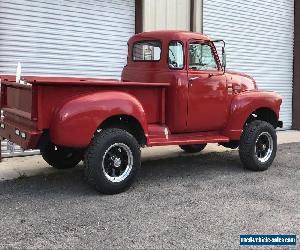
102 143 133 183
255 132 274 163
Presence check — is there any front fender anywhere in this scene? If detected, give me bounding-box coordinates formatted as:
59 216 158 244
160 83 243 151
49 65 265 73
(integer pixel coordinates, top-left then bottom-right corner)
223 90 282 140
49 91 148 147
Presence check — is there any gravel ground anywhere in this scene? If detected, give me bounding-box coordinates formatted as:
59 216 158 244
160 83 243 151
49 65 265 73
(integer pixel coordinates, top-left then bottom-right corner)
0 143 299 249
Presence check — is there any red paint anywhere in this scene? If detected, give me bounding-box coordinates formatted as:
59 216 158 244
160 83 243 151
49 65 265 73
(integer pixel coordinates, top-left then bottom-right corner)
49 91 150 147
222 90 282 140
0 31 282 150
0 118 41 149
149 133 229 146
187 71 228 131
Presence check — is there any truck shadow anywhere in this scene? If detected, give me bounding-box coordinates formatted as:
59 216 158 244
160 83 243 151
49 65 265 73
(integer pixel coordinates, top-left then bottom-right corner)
140 150 242 180
0 149 244 197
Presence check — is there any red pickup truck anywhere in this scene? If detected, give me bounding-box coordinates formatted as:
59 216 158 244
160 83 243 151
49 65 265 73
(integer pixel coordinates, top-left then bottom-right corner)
0 31 282 194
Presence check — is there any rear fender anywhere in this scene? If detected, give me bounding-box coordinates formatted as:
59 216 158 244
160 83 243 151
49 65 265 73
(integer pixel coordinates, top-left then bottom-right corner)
223 91 282 140
49 91 148 147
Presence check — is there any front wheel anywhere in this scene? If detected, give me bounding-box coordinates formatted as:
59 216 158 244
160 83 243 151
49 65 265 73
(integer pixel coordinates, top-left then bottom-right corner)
239 120 277 171
84 128 141 194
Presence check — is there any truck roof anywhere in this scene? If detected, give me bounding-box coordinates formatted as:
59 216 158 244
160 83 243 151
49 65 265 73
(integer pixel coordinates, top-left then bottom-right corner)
129 31 211 43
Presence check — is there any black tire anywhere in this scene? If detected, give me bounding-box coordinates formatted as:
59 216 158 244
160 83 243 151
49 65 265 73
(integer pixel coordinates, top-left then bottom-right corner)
84 128 140 195
239 120 277 171
179 144 207 153
41 141 83 169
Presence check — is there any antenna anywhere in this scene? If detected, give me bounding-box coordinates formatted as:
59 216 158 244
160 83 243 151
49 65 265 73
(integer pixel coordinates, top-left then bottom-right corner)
16 62 21 83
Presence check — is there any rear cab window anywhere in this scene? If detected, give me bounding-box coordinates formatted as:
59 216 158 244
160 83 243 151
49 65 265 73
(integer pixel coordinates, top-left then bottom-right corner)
132 41 161 61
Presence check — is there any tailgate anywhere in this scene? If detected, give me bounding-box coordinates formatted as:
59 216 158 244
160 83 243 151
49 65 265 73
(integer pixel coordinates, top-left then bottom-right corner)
1 81 35 120
0 81 41 149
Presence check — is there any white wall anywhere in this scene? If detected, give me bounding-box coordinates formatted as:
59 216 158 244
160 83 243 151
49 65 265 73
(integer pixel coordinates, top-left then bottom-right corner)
143 0 191 31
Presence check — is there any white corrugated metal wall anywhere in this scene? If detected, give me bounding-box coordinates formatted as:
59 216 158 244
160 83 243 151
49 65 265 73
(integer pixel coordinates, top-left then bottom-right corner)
0 0 135 156
203 0 294 129
0 0 135 78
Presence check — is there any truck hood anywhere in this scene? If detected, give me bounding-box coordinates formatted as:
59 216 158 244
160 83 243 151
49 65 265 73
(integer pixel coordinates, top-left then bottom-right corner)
225 70 257 92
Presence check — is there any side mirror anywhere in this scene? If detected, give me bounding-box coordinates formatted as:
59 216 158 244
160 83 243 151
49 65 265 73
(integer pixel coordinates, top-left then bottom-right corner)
222 47 226 72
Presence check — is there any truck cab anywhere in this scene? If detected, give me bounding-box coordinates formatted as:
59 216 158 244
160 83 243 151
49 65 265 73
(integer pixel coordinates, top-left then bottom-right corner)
122 31 258 134
0 31 283 194
122 32 229 133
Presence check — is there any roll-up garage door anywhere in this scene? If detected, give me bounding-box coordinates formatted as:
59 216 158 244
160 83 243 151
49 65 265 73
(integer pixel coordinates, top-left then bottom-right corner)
0 0 135 157
203 0 294 129
0 0 135 78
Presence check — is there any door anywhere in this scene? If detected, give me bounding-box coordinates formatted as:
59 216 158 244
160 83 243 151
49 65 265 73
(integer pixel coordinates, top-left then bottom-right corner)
187 41 228 132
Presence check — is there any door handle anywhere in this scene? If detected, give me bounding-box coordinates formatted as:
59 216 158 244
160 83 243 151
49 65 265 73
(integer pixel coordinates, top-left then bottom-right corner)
189 77 199 81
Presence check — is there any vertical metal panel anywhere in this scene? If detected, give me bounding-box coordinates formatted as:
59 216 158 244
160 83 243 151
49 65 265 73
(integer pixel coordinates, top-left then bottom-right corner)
203 0 294 129
293 0 300 130
192 0 203 33
143 0 190 31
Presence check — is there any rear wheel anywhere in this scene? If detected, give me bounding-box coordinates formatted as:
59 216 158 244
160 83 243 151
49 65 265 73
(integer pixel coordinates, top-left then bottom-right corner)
84 128 140 194
41 141 83 169
239 120 277 171
179 144 207 153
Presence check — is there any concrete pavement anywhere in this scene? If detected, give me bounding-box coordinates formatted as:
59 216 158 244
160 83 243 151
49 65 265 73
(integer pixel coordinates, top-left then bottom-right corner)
0 142 299 249
0 130 299 181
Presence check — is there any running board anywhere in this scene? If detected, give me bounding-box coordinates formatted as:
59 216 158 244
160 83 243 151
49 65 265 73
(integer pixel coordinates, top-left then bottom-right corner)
147 125 230 146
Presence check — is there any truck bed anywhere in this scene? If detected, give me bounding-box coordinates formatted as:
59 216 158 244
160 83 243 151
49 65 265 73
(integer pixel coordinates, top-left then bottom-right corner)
0 75 169 149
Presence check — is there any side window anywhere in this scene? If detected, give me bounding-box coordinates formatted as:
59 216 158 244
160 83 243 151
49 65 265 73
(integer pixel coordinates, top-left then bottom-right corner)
189 43 217 70
133 41 161 61
168 41 184 69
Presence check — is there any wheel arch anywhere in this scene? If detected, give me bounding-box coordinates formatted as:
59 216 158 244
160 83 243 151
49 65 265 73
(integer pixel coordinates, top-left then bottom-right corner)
244 107 279 128
223 91 282 140
49 91 149 147
97 114 147 146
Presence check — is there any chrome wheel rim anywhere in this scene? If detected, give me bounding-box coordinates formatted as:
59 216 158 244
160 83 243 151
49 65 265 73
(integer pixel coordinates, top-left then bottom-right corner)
102 143 133 183
255 132 273 163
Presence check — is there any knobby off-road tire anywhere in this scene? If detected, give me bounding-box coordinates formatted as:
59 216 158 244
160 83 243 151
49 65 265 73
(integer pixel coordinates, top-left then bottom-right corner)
239 120 277 171
84 128 141 195
41 141 83 169
179 144 207 153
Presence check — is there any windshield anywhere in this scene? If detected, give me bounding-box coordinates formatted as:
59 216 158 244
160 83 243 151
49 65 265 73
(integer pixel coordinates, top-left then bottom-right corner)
189 43 217 70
